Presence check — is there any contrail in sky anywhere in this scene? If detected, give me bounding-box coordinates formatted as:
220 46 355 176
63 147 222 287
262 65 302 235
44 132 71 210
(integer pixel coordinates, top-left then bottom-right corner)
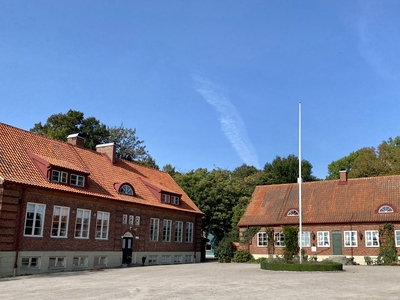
194 76 260 169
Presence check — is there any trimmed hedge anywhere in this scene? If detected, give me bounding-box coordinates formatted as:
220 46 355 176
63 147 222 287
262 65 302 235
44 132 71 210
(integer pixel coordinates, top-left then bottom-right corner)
260 261 343 272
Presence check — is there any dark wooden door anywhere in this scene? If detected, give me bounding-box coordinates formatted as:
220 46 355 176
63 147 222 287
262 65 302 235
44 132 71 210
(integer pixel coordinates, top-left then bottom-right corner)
122 237 133 264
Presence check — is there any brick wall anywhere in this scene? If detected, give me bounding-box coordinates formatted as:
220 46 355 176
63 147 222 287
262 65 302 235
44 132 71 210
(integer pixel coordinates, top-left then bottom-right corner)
1 183 201 254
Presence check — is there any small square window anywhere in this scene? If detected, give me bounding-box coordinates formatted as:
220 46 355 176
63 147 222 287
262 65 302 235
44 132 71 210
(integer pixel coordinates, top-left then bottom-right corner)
71 174 85 187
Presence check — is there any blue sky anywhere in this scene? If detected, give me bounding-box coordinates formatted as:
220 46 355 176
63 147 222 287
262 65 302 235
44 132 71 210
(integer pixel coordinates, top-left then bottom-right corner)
1 1 399 179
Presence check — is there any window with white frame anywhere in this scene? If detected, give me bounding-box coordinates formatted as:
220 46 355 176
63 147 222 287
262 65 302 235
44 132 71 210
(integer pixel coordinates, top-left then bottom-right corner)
395 230 400 247
21 257 41 269
150 218 159 241
74 208 91 238
186 222 193 243
161 194 171 203
185 255 193 263
378 205 394 213
287 209 299 216
49 257 66 269
94 256 107 267
95 211 110 239
51 170 67 184
72 256 88 268
162 255 171 264
172 196 180 205
174 255 182 263
317 231 330 247
344 231 357 247
300 232 310 247
51 206 69 238
119 184 134 195
257 232 267 247
70 174 85 187
122 214 128 225
162 219 172 242
274 232 284 247
175 221 183 242
148 255 158 265
129 215 134 225
365 230 379 247
135 216 140 226
24 203 46 237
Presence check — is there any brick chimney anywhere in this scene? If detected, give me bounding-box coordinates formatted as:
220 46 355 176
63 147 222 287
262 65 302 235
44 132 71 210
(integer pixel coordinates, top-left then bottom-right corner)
339 169 348 185
67 133 85 147
96 143 116 164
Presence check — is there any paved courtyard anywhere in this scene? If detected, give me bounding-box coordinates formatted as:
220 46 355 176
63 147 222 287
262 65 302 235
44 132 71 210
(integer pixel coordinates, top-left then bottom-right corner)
1 261 400 299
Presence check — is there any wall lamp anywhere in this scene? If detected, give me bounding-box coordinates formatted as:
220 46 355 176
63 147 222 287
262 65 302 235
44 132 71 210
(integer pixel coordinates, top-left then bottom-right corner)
358 231 363 240
311 231 316 240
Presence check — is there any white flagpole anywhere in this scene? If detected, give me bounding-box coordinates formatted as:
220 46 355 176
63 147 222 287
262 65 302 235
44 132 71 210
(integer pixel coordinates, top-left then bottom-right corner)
299 102 302 264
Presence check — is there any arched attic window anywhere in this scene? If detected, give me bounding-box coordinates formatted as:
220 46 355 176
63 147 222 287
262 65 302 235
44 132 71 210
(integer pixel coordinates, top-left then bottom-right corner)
114 183 135 196
378 205 394 213
287 209 299 216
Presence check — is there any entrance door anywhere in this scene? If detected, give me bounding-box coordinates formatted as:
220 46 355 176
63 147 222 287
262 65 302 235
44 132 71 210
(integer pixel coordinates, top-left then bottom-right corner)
122 237 133 264
332 231 342 255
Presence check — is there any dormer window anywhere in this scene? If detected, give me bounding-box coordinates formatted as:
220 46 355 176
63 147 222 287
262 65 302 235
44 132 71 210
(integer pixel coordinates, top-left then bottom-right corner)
119 184 134 196
51 170 68 184
71 174 85 187
172 196 180 205
161 194 171 203
378 205 394 213
287 209 299 216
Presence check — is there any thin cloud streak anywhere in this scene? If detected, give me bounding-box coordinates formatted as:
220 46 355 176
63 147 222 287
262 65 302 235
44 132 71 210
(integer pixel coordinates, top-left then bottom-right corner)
194 76 260 169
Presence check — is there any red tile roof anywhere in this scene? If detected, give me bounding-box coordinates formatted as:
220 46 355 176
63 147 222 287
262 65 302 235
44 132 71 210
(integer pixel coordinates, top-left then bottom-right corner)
0 122 202 214
238 176 400 227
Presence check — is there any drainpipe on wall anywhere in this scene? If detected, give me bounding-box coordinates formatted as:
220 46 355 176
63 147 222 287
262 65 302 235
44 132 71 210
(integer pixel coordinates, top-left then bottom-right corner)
13 187 26 277
247 225 250 252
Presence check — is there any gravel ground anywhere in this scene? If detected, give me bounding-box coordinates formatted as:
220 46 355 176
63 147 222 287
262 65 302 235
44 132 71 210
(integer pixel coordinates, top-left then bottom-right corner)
1 261 400 300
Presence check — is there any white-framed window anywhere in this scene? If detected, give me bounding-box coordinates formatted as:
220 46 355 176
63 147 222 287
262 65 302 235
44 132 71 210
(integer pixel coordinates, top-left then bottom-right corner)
119 184 134 195
185 255 193 263
24 203 46 237
161 194 171 203
365 230 379 247
162 219 172 242
74 208 90 238
257 232 267 247
148 255 158 265
94 256 107 267
51 170 67 183
70 174 85 187
274 232 284 247
51 206 69 238
378 205 394 213
72 256 88 268
175 221 183 242
186 222 193 243
172 196 180 205
174 255 182 263
122 214 128 225
129 215 134 225
150 218 159 241
344 231 357 247
395 230 400 247
300 232 310 247
49 257 66 269
162 255 171 264
95 211 110 239
135 216 140 226
287 209 299 216
317 231 330 247
21 257 41 269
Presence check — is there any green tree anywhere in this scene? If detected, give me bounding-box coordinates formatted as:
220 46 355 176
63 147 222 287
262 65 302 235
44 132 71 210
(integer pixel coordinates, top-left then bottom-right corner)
326 151 361 180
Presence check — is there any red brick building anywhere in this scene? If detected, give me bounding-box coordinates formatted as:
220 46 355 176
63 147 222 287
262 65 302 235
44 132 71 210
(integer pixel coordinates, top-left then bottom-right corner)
0 123 202 276
238 171 400 264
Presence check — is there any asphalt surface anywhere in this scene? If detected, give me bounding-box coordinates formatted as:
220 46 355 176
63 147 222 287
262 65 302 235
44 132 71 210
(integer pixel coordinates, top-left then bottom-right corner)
1 261 400 299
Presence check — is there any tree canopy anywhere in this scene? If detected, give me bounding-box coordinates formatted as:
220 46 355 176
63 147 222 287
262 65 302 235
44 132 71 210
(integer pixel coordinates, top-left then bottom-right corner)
30 110 157 168
327 137 400 179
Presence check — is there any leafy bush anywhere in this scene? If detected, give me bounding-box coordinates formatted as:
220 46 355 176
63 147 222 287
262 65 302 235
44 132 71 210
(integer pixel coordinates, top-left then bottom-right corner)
260 260 343 272
215 237 236 263
232 250 253 263
282 226 299 263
